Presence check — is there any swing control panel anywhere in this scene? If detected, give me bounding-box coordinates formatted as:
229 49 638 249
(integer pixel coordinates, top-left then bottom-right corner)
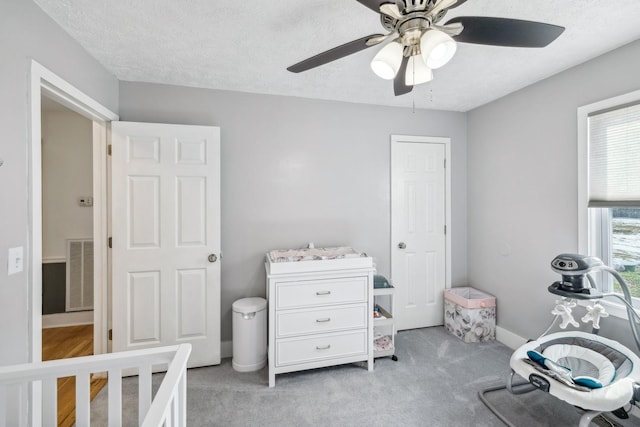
549 254 603 299
550 253 603 275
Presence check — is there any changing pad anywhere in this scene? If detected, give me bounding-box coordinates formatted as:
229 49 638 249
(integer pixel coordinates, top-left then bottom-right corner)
268 246 367 263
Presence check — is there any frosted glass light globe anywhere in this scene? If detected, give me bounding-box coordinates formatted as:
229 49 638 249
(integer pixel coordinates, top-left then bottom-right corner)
405 55 433 86
371 42 404 80
420 29 457 69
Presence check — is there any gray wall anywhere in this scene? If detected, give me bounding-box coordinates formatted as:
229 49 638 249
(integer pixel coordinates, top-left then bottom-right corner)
119 82 468 341
0 0 118 369
42 109 94 260
467 39 640 352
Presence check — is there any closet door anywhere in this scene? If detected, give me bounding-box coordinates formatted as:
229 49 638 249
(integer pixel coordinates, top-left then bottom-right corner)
391 136 447 330
111 121 221 368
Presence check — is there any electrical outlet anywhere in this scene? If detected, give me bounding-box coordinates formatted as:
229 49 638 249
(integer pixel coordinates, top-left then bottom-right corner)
8 246 23 275
78 196 94 207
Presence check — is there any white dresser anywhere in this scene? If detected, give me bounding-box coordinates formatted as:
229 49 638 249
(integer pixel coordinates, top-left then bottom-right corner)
265 247 374 387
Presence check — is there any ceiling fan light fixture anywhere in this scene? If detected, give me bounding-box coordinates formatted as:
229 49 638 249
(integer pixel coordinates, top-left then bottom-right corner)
420 29 457 69
370 41 404 80
405 55 433 86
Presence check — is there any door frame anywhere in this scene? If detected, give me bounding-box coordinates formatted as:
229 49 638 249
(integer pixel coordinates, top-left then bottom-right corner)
29 60 118 366
390 135 452 299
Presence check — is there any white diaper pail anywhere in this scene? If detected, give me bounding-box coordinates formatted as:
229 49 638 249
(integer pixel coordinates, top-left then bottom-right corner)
232 297 267 372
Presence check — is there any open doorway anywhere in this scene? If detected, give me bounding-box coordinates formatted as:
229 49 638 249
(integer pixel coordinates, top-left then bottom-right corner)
41 95 94 328
40 95 106 426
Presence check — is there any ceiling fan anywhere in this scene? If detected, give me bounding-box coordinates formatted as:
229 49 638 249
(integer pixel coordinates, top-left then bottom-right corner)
287 0 565 96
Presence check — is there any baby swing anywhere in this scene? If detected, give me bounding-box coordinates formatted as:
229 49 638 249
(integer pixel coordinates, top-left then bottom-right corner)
480 254 640 427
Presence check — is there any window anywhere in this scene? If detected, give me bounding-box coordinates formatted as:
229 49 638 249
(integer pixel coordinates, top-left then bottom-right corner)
578 90 640 312
590 207 640 297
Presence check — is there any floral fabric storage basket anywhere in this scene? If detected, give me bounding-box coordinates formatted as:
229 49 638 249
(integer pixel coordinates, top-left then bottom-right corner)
444 287 496 343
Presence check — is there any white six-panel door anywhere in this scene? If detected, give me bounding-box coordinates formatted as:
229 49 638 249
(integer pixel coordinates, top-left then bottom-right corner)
111 121 221 368
391 136 447 330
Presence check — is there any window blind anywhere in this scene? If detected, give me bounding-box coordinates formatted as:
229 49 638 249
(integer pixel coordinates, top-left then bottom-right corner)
588 101 640 207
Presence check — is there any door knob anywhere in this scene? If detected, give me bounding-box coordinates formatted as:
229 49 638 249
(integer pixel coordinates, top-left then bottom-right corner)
208 253 218 263
398 242 406 249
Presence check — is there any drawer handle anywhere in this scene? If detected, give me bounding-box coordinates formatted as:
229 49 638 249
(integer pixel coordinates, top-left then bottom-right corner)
316 345 331 350
316 291 331 296
316 318 331 323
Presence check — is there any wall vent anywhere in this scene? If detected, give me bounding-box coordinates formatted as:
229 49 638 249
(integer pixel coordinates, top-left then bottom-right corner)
66 239 94 312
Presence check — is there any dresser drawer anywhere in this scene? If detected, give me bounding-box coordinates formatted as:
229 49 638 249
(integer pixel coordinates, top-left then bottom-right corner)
276 304 367 338
276 277 367 309
275 330 367 367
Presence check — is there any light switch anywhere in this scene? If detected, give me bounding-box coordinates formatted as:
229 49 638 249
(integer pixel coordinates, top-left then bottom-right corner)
8 246 23 275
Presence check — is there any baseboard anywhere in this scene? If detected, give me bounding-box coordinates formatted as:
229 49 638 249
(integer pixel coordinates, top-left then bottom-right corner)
42 311 93 328
221 340 232 359
42 257 65 264
496 326 527 350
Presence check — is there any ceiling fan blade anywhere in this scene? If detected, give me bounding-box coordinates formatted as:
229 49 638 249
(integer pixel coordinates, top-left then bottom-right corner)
356 0 403 14
287 34 385 73
445 16 565 47
394 56 413 96
366 32 398 46
450 0 470 8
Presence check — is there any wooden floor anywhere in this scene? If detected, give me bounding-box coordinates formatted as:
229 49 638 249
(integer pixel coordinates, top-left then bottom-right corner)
42 325 107 427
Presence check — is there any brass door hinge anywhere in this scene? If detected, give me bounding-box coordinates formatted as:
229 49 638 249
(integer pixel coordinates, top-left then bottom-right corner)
108 144 112 156
108 237 112 248
108 329 113 340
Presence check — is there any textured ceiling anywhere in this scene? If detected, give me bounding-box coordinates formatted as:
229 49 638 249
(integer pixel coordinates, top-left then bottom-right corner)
34 0 640 111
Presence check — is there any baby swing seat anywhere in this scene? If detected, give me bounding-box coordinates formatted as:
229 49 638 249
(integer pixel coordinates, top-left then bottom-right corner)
511 330 640 412
480 254 640 427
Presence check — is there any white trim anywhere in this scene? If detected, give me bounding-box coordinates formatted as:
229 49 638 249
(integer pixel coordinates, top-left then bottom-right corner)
34 62 118 122
42 311 94 329
93 121 110 356
496 326 527 350
28 59 44 427
41 257 65 264
577 106 589 254
29 60 117 425
29 63 43 363
390 135 452 291
445 141 452 290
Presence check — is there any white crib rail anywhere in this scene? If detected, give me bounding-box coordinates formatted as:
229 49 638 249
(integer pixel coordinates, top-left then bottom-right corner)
0 343 191 427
